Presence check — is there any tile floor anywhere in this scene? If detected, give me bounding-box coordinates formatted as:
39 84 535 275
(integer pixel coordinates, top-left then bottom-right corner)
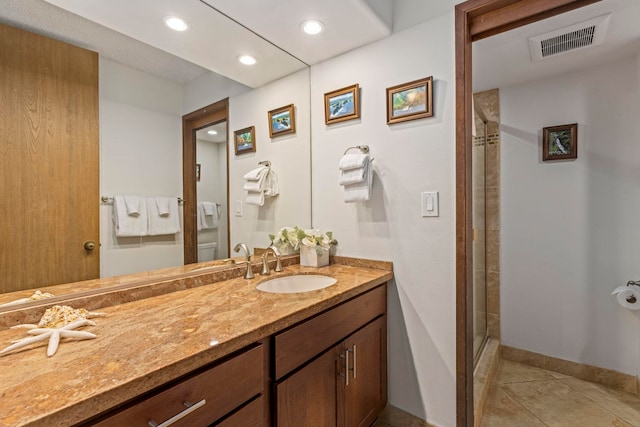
481 360 640 426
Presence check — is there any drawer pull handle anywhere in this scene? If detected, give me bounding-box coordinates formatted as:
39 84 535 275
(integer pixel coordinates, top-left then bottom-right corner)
148 399 207 427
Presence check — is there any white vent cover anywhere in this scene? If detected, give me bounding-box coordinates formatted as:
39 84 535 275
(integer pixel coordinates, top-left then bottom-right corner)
529 13 611 61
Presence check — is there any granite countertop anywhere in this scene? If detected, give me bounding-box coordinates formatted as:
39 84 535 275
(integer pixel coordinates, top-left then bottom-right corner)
0 259 392 426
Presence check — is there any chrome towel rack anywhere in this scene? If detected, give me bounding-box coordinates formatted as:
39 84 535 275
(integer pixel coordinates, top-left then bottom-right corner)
343 145 370 155
101 196 184 205
258 160 272 167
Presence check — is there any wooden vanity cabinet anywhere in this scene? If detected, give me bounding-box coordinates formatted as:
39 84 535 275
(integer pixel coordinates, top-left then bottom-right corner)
90 343 265 427
274 285 387 427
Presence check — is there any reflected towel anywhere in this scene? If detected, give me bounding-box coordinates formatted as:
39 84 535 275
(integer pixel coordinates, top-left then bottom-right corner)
246 191 265 206
202 202 218 229
154 197 171 217
113 195 148 236
147 197 180 235
123 195 142 217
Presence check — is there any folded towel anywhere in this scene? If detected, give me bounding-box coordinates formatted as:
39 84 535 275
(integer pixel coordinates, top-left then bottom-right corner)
243 166 269 181
339 153 370 171
113 195 148 236
246 190 265 206
339 168 366 186
197 203 207 231
343 157 373 203
243 180 264 192
123 195 142 217
147 197 180 235
154 197 171 217
202 202 218 229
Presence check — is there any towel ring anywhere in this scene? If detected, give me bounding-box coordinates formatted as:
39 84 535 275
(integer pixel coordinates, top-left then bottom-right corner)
344 145 370 155
258 160 271 167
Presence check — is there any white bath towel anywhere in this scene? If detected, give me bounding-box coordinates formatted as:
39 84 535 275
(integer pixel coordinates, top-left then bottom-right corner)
197 203 207 231
113 195 148 236
154 197 171 217
202 202 219 229
243 180 264 192
341 157 373 203
339 168 366 186
264 169 279 197
123 195 142 217
243 166 269 181
246 190 265 206
338 153 370 171
147 197 180 235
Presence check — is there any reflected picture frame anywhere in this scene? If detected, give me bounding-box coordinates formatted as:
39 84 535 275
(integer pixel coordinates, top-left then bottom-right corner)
542 123 578 161
234 126 256 155
268 104 296 138
324 84 360 125
386 76 433 124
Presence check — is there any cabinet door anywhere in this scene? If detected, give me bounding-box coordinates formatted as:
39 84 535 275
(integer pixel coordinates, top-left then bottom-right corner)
343 316 387 427
275 346 340 427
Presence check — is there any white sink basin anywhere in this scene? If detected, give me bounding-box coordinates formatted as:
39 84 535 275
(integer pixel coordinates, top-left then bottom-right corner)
256 275 337 294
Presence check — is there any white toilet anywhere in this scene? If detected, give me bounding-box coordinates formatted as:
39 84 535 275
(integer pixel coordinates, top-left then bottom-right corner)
197 242 217 262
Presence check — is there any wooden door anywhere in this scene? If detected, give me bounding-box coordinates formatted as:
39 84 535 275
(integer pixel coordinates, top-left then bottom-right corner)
275 346 340 426
0 23 99 293
343 317 387 427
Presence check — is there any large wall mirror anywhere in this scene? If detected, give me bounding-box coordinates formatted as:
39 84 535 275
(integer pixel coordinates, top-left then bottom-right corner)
0 0 311 308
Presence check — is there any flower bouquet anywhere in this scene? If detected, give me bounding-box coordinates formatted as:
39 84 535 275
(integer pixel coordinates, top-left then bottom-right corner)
269 226 337 267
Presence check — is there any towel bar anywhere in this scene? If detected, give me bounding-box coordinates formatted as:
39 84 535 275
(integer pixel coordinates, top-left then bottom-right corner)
101 196 184 205
344 145 370 155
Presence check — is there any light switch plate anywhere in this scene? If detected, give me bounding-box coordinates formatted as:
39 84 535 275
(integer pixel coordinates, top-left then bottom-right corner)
422 191 439 217
235 200 243 217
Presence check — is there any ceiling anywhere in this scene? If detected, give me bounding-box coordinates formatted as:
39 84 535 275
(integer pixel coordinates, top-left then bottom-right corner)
196 122 227 144
3 0 634 93
473 0 640 91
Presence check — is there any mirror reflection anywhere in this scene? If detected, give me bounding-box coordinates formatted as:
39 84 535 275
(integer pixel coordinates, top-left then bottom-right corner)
0 0 311 308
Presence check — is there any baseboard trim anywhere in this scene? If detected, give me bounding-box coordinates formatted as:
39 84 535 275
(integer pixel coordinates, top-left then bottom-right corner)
501 345 638 395
473 338 500 426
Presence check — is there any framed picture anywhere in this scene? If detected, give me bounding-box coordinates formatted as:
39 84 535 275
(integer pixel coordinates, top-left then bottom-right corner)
324 84 360 125
542 123 578 161
386 76 433 124
268 104 296 137
234 126 256 155
195 163 201 182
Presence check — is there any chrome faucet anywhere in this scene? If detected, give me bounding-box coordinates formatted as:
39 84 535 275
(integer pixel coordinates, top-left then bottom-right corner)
233 243 254 279
260 245 283 275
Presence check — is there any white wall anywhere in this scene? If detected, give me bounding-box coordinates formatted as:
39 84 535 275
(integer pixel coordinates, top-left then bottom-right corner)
311 14 456 426
99 58 185 277
183 70 250 114
229 68 312 251
501 56 640 377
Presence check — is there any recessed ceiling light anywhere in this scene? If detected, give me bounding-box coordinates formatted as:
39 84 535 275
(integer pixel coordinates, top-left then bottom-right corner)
164 16 189 32
301 20 324 35
238 55 257 65
207 130 218 135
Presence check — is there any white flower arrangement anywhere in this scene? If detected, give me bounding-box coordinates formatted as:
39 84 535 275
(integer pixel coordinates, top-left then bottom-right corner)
269 226 337 255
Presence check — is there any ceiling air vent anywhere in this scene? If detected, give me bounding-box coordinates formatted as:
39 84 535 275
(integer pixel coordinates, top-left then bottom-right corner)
529 13 611 61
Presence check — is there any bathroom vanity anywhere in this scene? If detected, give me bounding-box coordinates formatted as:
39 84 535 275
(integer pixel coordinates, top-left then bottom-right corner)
0 258 392 426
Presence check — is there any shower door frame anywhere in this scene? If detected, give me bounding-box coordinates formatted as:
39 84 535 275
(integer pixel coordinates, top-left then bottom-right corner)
454 0 601 425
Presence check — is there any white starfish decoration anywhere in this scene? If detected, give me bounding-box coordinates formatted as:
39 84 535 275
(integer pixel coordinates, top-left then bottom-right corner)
0 305 106 357
1 319 97 357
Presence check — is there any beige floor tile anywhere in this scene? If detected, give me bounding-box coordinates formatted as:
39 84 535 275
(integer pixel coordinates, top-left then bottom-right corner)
560 377 640 426
503 380 635 427
480 385 546 427
494 360 557 384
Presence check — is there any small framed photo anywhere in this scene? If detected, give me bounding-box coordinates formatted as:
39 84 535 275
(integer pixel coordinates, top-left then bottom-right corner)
542 123 578 161
324 84 360 125
195 163 201 182
234 126 256 155
268 104 296 137
386 76 433 124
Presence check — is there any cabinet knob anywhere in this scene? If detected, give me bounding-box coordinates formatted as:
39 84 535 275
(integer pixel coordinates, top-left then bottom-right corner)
83 241 96 251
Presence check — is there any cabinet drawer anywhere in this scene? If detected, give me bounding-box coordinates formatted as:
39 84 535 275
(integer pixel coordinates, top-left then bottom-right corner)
94 344 264 427
274 285 386 379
